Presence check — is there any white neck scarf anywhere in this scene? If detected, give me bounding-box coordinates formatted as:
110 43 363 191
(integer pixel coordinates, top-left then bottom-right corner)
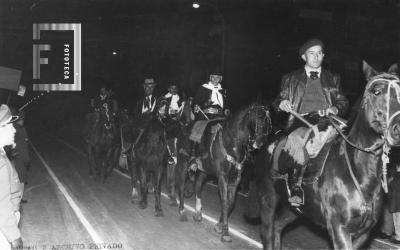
203 82 223 108
164 93 181 112
142 95 156 113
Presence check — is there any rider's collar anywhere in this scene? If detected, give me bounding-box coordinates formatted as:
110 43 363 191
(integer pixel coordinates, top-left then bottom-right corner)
304 65 321 78
203 82 222 90
100 94 107 100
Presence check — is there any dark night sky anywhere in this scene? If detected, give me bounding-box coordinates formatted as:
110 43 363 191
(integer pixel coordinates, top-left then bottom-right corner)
0 0 399 130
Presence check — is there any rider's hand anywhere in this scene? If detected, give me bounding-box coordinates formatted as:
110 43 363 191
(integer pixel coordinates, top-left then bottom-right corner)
193 105 200 113
11 237 23 249
278 100 292 113
325 107 338 116
224 109 231 117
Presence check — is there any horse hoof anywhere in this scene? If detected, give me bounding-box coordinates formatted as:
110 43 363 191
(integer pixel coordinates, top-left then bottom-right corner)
193 212 202 222
155 210 164 217
131 198 139 204
221 235 232 243
214 222 223 234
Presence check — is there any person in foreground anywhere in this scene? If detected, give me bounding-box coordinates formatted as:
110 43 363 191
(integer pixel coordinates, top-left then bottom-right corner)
0 104 24 250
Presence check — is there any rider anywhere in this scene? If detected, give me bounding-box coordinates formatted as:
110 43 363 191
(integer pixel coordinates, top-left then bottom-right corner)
158 83 185 164
90 86 118 117
188 70 231 176
274 38 349 205
126 78 159 150
0 105 24 250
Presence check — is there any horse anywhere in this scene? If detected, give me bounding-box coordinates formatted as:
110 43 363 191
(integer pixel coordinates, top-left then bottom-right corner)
85 104 120 182
174 102 272 242
251 61 400 250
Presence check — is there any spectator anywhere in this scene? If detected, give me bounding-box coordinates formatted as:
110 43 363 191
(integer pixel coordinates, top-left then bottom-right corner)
0 104 23 250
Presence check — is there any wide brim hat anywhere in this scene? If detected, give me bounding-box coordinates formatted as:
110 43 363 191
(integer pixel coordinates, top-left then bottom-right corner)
143 78 156 86
299 38 324 56
0 104 18 126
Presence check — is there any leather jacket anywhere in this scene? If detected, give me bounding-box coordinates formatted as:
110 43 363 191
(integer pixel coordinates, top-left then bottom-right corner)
273 68 349 127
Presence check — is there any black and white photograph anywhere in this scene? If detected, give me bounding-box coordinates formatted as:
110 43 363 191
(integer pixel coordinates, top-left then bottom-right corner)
0 0 400 249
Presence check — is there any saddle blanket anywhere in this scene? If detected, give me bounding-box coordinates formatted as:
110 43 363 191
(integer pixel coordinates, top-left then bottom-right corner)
189 118 225 143
284 125 337 165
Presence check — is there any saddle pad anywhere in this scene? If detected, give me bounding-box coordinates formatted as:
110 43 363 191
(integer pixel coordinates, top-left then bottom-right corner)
284 127 312 165
189 120 209 143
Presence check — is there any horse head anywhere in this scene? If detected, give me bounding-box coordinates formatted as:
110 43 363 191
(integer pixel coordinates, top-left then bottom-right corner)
178 97 195 127
361 61 400 147
244 102 272 150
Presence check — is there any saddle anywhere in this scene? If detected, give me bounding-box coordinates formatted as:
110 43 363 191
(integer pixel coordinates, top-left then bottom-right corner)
189 118 225 143
272 116 346 205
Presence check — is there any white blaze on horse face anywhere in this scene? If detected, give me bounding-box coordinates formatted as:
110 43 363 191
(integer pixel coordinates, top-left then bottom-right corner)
195 195 202 212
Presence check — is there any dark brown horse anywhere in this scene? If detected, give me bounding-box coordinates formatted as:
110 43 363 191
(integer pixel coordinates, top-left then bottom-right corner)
251 62 400 249
175 102 272 242
86 106 120 182
128 112 167 216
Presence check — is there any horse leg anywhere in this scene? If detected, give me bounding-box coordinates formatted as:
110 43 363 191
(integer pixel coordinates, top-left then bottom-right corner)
214 173 232 242
166 156 178 207
193 171 207 222
177 160 189 222
352 232 370 249
274 204 298 249
257 178 278 250
326 220 352 249
130 152 140 204
138 166 148 209
154 164 164 217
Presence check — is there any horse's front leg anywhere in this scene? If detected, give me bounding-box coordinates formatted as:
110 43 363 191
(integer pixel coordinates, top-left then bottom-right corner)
215 173 231 242
130 150 140 204
327 220 352 249
193 171 207 222
352 231 371 249
166 151 178 207
177 159 189 221
154 161 165 217
138 164 148 209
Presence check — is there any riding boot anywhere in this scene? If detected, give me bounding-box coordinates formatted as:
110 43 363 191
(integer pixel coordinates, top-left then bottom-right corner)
288 168 303 206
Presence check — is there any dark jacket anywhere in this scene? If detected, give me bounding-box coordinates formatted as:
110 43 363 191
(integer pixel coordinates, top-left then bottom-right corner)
273 68 349 127
91 96 118 115
133 95 159 118
193 84 229 113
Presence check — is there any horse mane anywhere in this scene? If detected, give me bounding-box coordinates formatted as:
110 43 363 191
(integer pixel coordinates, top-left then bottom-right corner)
226 102 257 141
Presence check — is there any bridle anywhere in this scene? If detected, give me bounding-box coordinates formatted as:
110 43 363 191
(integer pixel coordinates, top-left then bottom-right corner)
331 74 400 154
247 104 271 151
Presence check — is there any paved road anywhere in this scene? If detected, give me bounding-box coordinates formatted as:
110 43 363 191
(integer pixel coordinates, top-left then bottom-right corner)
18 131 398 250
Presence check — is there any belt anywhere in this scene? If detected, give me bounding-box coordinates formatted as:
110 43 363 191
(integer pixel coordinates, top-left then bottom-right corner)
204 107 222 114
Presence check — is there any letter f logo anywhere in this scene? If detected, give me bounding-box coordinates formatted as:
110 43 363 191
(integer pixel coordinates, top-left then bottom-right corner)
33 24 51 79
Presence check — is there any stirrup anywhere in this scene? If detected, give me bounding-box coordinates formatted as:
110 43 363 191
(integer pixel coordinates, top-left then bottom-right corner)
288 186 304 206
168 155 177 165
189 157 198 171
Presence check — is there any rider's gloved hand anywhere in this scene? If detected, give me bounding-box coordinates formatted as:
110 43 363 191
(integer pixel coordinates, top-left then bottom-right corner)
325 106 338 116
224 109 231 117
193 105 200 113
278 100 292 113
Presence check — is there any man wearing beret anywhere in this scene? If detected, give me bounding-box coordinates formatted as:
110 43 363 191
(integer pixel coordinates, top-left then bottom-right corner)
274 38 348 126
0 105 23 250
273 38 349 205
